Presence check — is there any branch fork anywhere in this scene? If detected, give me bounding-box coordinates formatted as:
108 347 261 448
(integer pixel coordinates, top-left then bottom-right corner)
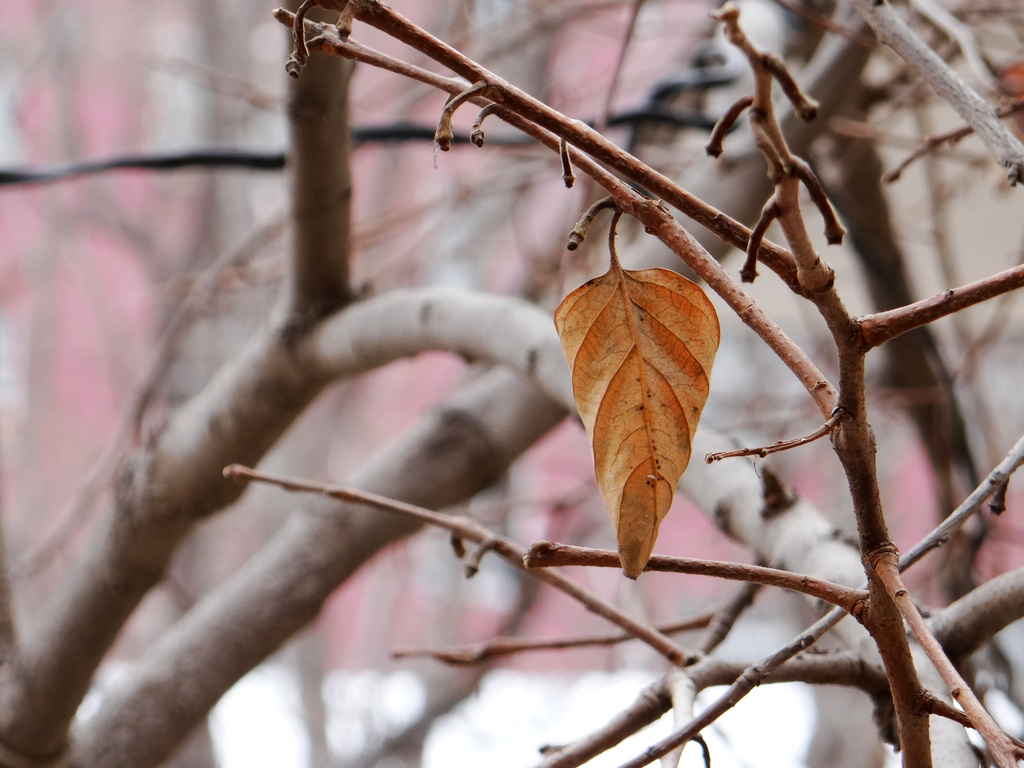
707 3 844 288
435 80 498 152
286 0 367 77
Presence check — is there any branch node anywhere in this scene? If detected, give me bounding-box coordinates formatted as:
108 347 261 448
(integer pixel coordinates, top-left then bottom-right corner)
436 80 491 153
559 137 576 188
470 103 501 147
567 196 616 251
465 537 498 578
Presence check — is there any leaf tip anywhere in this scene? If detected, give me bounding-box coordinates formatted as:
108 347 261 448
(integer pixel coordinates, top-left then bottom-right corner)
620 558 644 580
617 539 652 580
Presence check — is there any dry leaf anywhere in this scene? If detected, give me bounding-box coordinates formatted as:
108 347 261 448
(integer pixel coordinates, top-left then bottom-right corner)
555 259 719 578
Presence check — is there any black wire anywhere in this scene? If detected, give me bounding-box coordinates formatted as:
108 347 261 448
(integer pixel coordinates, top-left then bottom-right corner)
0 71 739 188
0 115 692 187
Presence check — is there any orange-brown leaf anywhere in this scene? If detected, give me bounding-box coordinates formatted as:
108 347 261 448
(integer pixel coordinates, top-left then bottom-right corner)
554 263 719 578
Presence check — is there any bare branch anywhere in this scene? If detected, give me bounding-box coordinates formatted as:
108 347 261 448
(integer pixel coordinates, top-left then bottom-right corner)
931 567 1024 663
225 467 697 667
391 614 715 666
705 409 841 462
872 552 1021 767
285 37 355 326
859 263 1024 348
525 542 866 614
900 432 1024 571
851 0 1024 184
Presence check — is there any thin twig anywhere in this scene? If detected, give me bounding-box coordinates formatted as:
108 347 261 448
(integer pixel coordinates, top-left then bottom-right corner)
705 409 842 462
224 465 696 666
882 98 1024 183
567 197 617 250
697 582 760 655
524 542 866 614
851 0 1024 184
14 215 288 578
767 0 877 49
900 431 1024 571
595 0 648 133
705 95 753 158
611 608 848 768
471 103 501 147
391 614 715 666
436 80 491 152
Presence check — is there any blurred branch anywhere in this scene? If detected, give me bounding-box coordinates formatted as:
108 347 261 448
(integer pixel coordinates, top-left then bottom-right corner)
882 98 1024 183
851 0 1024 184
817 107 979 517
284 27 355 324
392 614 714 666
224 467 696 667
13 214 288 579
931 567 1024 664
0 148 286 186
71 369 567 768
0 110 730 187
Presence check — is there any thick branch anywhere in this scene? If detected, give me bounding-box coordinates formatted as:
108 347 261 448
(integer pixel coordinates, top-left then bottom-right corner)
72 369 567 768
285 17 355 324
0 328 328 760
931 567 1024 663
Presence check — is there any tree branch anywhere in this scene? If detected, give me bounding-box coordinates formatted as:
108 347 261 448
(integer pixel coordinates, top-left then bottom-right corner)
872 553 1021 767
284 9 355 326
900 431 1024 571
931 567 1024 663
392 614 715 666
524 542 866 614
272 8 841 418
851 0 1024 184
858 263 1024 348
71 369 567 768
